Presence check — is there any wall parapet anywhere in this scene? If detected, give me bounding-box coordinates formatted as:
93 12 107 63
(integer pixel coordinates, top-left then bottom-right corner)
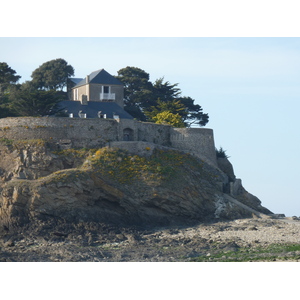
0 117 118 148
0 117 217 166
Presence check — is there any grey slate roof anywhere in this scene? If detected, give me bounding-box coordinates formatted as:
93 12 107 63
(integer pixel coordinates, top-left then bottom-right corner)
74 69 123 88
58 100 133 119
70 78 83 85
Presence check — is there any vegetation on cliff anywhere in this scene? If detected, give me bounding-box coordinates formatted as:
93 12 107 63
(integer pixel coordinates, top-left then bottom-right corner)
216 147 230 159
51 146 222 189
0 140 262 227
0 137 46 148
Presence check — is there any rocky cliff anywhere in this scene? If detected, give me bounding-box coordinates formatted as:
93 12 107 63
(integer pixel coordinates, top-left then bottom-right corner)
0 139 272 231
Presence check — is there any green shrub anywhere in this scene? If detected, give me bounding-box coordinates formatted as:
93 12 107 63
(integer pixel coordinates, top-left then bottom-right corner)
216 147 229 158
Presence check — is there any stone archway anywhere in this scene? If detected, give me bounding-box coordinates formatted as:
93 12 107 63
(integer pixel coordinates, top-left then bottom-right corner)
123 128 134 141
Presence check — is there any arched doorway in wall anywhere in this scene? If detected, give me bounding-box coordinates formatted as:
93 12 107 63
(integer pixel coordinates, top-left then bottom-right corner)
123 128 134 141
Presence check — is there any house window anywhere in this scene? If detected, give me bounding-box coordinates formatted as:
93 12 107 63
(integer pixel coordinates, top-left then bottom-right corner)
78 111 87 118
98 111 106 118
103 86 109 93
74 89 78 100
100 86 115 101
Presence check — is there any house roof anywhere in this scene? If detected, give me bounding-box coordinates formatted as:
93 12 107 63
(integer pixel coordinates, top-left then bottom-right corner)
58 100 133 119
73 69 123 88
70 78 83 85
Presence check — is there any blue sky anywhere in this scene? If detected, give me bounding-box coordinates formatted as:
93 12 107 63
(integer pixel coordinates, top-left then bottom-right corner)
1 37 300 216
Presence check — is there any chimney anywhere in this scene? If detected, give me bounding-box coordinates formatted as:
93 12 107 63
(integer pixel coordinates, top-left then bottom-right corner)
86 75 89 83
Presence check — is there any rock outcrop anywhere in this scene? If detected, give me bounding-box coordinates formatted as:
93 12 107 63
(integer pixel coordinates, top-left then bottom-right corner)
0 140 272 230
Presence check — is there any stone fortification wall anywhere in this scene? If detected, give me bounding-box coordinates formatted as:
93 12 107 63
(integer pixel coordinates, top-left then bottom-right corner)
170 128 217 166
0 117 217 166
108 141 174 157
116 119 171 146
136 122 171 146
0 117 118 148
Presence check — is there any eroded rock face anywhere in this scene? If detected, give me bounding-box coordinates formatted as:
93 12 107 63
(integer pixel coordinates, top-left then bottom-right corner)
0 142 272 230
217 157 236 182
0 144 63 181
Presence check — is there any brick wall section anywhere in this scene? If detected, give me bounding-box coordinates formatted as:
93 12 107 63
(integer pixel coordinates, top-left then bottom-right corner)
0 117 217 166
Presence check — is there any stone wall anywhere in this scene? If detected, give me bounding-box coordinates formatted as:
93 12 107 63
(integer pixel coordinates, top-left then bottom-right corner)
108 141 174 157
170 128 217 166
0 117 217 166
0 117 118 149
115 119 171 146
136 121 171 146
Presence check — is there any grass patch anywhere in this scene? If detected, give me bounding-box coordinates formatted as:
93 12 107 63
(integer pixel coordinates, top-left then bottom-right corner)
53 148 96 159
39 169 90 185
190 243 300 262
0 138 14 146
13 139 47 148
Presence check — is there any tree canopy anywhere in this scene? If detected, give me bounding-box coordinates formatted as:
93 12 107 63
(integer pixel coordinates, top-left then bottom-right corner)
116 66 209 127
0 63 21 118
0 61 209 126
151 77 181 103
0 60 69 118
177 96 209 127
0 62 21 93
116 67 153 121
145 99 186 128
31 58 74 91
150 111 186 128
7 82 65 117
